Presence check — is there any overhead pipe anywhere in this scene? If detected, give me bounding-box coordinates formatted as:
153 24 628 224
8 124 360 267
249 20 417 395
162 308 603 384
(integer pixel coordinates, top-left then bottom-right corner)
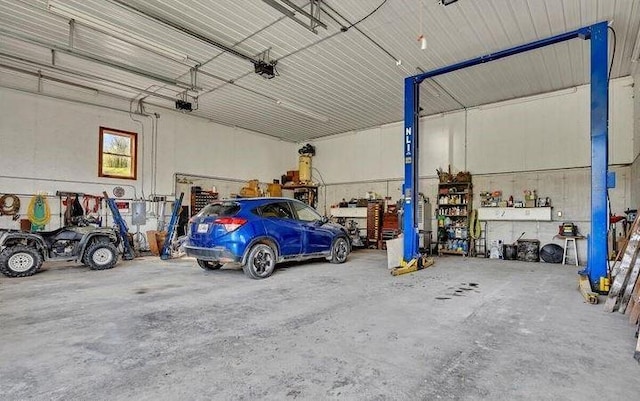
0 53 183 103
0 28 198 91
127 100 149 200
1 63 98 94
0 174 138 200
0 79 147 118
108 0 260 65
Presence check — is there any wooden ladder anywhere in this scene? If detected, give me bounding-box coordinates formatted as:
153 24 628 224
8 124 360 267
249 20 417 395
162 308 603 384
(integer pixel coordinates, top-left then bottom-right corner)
604 214 640 363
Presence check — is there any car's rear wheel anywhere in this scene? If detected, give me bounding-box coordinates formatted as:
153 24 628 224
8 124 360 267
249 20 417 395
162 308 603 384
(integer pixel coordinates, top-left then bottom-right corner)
242 243 276 279
197 259 221 270
330 237 350 264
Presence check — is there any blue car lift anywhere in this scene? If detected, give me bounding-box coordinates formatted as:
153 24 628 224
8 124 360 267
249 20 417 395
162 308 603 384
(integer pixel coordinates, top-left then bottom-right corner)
398 21 612 290
160 192 184 260
102 191 136 261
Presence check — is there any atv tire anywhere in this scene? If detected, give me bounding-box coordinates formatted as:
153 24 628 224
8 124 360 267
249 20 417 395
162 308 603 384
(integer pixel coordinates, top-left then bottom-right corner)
84 241 119 270
0 245 43 277
81 237 111 266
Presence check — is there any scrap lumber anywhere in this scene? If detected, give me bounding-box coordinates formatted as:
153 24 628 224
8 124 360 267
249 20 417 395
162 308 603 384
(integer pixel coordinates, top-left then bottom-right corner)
612 215 639 277
628 282 640 325
635 323 640 363
604 219 640 312
619 259 640 314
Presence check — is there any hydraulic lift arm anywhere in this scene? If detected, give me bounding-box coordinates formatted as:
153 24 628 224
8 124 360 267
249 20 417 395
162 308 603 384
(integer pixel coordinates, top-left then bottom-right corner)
399 22 611 289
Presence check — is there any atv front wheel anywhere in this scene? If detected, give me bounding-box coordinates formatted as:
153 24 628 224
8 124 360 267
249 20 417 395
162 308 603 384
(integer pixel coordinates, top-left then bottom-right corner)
0 245 43 277
85 241 119 270
82 237 111 266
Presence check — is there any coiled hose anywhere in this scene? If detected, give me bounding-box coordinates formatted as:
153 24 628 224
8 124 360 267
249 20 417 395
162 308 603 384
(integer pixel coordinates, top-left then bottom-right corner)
27 195 51 228
469 208 481 239
0 194 20 215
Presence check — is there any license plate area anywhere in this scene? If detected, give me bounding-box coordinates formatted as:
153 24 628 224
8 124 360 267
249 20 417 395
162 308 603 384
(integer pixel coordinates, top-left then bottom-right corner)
197 223 209 233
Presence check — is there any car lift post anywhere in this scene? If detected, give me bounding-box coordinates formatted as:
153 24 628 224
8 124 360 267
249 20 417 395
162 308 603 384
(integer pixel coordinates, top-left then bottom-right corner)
160 192 184 260
102 192 135 261
397 22 611 287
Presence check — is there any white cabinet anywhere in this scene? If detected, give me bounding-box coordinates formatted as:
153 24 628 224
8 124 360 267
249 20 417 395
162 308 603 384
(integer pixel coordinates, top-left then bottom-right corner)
329 207 368 218
477 207 552 221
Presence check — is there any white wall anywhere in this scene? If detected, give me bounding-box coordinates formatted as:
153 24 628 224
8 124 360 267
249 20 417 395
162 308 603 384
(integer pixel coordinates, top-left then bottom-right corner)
631 70 640 209
0 87 297 230
312 77 634 183
310 112 465 184
310 77 636 263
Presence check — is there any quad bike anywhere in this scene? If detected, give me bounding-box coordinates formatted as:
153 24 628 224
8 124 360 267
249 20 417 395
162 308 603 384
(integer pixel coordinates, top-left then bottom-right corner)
0 226 121 278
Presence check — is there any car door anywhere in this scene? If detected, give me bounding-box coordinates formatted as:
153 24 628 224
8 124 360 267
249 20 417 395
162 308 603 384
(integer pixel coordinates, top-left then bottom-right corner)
290 201 333 255
259 201 302 257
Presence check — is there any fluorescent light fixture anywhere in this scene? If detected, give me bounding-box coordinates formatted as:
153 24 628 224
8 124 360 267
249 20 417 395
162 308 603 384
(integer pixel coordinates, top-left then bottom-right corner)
47 0 188 62
276 100 330 123
632 25 640 62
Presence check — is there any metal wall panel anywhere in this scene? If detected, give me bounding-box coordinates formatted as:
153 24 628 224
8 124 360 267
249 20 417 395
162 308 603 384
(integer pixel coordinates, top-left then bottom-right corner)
0 0 638 141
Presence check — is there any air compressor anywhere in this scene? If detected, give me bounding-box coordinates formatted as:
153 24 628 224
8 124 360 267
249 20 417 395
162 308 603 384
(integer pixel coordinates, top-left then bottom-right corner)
298 143 315 184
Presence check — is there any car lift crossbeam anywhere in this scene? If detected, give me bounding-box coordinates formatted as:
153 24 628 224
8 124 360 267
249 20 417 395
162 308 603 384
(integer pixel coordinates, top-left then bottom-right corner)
403 22 610 289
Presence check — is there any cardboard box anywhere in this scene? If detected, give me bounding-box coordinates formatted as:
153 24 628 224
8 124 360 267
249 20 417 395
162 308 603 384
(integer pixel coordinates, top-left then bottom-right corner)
287 170 300 183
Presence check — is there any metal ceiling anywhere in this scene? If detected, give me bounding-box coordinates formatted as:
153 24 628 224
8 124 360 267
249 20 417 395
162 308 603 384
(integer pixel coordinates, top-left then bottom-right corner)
1 0 639 142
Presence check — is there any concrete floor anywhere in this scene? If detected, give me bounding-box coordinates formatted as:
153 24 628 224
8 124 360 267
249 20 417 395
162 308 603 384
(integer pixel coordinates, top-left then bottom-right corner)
1 250 639 401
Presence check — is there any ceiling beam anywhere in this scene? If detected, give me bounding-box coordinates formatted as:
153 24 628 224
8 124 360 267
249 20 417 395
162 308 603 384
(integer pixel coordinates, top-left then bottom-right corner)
0 28 199 92
0 52 182 102
108 0 261 65
263 0 327 34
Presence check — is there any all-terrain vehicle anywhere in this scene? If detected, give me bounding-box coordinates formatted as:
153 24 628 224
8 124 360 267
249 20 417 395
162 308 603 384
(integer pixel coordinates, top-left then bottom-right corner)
0 226 121 277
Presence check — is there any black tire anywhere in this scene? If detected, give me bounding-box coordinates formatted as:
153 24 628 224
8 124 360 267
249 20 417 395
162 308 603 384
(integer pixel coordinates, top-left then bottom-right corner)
197 259 222 270
242 243 276 279
84 241 118 270
330 237 350 264
81 237 111 266
0 245 43 278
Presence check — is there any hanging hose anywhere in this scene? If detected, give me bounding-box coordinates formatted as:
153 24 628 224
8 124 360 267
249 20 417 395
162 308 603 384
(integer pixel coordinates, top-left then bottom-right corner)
469 208 481 239
27 195 51 228
0 194 20 215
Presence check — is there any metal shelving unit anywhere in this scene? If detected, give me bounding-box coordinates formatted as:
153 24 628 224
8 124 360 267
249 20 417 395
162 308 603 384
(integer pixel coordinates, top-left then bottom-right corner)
282 184 318 208
437 181 472 256
472 220 488 257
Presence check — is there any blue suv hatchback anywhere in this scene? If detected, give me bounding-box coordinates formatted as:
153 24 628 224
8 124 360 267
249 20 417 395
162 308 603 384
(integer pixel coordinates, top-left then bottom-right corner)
185 198 350 279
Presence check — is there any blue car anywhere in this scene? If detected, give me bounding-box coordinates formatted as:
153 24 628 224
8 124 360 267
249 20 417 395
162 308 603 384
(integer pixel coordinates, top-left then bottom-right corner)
185 197 351 279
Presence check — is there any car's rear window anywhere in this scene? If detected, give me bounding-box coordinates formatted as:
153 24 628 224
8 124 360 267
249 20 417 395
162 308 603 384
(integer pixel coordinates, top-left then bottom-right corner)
198 202 241 217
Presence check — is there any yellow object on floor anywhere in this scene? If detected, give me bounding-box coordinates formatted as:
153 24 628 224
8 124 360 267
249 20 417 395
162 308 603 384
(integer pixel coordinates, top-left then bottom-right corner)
578 274 599 304
391 256 434 276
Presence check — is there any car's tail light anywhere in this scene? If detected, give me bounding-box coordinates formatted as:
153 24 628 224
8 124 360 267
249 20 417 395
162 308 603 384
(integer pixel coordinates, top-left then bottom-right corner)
214 217 247 232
